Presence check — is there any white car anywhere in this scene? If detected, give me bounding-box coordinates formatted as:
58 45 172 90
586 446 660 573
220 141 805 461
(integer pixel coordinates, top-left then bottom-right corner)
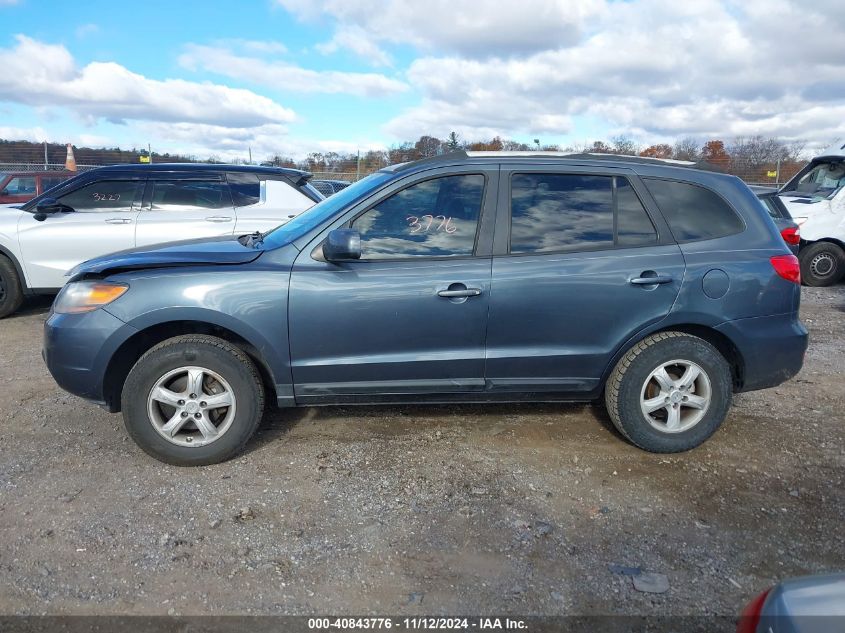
777 142 845 286
0 164 322 317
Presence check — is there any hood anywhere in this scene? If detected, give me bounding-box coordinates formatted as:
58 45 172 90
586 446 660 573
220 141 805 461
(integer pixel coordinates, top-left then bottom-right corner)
68 234 264 278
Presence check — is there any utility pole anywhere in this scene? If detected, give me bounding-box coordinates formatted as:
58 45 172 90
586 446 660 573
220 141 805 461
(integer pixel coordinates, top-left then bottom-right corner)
356 149 361 181
43 141 48 170
776 158 781 186
249 146 252 164
148 143 152 164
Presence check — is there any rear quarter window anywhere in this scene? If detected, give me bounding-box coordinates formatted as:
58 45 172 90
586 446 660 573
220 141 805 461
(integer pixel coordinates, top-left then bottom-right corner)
643 178 745 242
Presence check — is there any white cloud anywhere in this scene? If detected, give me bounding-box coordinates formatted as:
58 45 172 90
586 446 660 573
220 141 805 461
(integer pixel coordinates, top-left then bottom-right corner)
0 125 50 142
0 35 296 128
373 0 845 144
278 0 604 57
179 43 407 96
139 121 386 161
315 26 392 67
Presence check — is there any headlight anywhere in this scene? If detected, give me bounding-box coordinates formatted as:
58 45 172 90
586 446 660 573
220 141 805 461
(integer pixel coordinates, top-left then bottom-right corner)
54 281 128 314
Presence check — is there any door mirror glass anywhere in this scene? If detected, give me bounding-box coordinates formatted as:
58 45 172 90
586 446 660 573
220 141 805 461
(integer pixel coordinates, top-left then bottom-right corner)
323 228 361 261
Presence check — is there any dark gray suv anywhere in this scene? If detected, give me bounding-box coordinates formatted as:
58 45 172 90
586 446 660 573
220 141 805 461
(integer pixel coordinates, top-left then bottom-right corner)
43 152 808 465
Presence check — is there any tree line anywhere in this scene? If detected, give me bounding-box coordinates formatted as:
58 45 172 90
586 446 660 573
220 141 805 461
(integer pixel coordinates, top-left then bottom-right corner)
0 133 809 183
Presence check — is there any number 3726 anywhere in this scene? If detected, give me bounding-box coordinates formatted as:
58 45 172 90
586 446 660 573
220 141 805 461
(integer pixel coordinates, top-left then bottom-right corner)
407 215 457 234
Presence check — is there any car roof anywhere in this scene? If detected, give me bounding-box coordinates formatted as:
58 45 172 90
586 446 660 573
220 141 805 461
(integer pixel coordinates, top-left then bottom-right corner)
85 162 311 179
817 141 845 161
382 150 736 185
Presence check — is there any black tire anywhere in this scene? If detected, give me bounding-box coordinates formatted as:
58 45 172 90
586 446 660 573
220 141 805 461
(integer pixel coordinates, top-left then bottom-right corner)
122 334 265 466
799 242 845 287
604 332 732 453
0 255 24 319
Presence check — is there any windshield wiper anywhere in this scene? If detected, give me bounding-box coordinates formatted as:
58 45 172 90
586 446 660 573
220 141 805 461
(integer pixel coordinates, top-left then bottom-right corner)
238 231 264 248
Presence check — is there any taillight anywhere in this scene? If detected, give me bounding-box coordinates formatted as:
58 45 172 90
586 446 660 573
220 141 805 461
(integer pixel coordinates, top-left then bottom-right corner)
770 254 801 284
736 588 771 633
780 226 800 246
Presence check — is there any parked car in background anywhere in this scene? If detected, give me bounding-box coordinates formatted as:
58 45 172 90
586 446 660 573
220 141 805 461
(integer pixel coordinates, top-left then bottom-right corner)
778 142 845 227
311 178 352 197
750 186 799 254
796 200 845 286
0 163 322 317
43 151 806 465
0 171 76 205
771 142 845 286
737 573 845 633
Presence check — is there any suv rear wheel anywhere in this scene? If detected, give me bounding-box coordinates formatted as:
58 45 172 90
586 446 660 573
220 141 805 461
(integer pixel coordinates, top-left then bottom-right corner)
799 241 845 287
122 335 265 466
605 332 732 452
0 255 24 319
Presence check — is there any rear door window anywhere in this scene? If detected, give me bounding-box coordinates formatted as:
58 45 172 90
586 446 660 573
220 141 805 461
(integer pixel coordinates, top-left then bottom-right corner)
151 180 231 211
509 174 656 253
643 178 744 242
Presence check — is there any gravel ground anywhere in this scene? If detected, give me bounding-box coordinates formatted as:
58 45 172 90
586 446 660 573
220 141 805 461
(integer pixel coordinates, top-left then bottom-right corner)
0 287 843 616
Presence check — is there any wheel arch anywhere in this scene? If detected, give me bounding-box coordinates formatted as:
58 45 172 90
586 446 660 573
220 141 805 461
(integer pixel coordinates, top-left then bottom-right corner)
601 321 745 393
102 319 281 412
0 242 30 293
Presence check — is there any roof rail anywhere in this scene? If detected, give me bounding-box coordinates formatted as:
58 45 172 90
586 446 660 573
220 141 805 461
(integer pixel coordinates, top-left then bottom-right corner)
389 150 469 172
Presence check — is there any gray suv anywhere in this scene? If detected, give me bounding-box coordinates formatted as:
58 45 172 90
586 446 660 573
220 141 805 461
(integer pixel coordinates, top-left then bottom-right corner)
43 152 808 465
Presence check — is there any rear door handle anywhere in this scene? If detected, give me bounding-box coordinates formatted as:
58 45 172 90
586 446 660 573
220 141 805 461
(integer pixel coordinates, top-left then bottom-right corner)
437 288 482 298
630 274 674 285
104 218 132 224
205 216 232 223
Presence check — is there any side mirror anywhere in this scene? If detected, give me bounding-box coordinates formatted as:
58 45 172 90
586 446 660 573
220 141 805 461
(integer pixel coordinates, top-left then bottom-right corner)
33 197 74 221
323 228 361 261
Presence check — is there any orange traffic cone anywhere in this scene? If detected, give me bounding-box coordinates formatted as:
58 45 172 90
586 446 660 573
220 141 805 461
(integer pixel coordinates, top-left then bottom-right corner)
65 143 77 172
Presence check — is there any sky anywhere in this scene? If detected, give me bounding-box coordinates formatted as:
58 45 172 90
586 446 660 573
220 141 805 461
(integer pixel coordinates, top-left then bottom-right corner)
0 0 843 161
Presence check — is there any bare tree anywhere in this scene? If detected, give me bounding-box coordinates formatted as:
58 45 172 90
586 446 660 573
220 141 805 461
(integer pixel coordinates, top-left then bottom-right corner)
611 135 639 155
673 137 701 161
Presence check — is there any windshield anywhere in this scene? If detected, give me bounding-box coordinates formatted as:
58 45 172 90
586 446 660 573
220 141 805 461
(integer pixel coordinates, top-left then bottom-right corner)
262 171 393 248
782 160 845 197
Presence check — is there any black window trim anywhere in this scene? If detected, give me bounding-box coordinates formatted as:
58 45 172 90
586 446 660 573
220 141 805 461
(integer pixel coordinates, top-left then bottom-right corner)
640 176 747 244
335 171 491 263
503 171 661 257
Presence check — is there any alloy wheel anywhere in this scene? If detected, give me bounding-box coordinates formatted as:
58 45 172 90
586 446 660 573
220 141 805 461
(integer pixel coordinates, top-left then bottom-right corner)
146 366 237 447
640 359 712 433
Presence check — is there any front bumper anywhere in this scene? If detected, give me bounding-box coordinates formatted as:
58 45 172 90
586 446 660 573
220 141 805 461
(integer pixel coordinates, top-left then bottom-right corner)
715 312 808 392
43 308 138 407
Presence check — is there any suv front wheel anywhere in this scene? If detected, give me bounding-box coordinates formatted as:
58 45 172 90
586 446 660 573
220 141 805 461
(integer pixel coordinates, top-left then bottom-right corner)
122 335 265 466
605 332 732 453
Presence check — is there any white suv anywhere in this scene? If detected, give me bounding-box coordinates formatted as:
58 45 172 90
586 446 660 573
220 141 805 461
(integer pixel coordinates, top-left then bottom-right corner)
0 164 322 317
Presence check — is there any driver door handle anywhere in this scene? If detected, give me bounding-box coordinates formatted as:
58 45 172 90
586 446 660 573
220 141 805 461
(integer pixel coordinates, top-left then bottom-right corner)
630 273 674 285
205 216 232 223
437 288 482 298
104 218 133 224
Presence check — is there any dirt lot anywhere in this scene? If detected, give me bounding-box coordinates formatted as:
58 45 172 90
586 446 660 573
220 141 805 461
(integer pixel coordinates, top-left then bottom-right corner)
1 287 843 617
